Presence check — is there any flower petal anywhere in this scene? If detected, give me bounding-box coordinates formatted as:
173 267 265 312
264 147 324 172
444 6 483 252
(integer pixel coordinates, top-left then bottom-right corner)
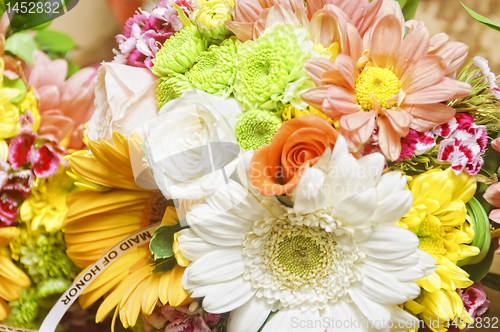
200 276 256 313
183 248 246 288
400 55 445 94
370 15 402 69
332 188 378 226
404 77 472 105
262 308 323 332
394 25 430 77
227 296 273 332
305 57 337 86
377 116 402 161
187 204 252 246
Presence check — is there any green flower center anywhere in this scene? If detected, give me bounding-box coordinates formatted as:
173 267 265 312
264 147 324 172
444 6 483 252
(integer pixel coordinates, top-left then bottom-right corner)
275 234 323 276
355 67 400 111
410 217 447 258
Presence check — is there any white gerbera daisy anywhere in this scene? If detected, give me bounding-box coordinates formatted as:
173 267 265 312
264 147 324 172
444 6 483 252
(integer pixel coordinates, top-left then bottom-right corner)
178 136 436 332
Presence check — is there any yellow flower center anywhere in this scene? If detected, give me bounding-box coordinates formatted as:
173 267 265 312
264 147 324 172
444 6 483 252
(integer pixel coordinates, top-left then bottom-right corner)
410 217 447 258
355 67 400 111
275 234 323 276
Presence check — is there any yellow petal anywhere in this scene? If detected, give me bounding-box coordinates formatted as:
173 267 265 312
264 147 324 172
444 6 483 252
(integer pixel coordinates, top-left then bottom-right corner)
158 271 171 305
167 265 189 306
142 273 161 315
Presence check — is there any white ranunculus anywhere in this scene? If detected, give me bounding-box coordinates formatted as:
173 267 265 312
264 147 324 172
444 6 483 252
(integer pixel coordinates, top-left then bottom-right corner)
88 62 158 143
142 89 243 200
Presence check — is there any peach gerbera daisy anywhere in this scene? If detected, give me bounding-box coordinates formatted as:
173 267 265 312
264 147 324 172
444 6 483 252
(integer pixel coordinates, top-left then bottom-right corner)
302 11 472 161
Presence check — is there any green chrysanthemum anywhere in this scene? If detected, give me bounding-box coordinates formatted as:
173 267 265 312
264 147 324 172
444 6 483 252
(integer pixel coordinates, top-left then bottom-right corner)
10 227 80 283
234 24 321 111
235 109 282 150
7 288 39 329
193 0 233 42
152 26 207 77
156 74 193 108
185 38 238 98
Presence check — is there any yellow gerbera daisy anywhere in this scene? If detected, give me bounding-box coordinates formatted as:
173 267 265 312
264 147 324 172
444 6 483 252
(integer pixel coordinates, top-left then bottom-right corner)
399 168 479 332
0 227 31 320
62 131 190 328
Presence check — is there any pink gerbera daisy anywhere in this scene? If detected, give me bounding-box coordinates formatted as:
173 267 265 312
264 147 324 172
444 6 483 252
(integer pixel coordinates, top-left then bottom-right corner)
302 5 472 160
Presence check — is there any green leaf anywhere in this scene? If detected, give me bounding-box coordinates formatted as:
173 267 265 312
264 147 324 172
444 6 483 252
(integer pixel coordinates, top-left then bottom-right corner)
2 77 27 103
396 0 419 21
482 273 500 291
461 2 500 32
152 256 178 274
34 30 75 54
67 61 80 79
463 244 495 283
401 0 419 21
458 197 491 266
149 223 181 260
4 32 39 65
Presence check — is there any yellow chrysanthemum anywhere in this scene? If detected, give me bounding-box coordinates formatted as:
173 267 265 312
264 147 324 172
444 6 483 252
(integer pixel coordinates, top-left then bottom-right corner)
0 227 31 320
20 168 75 233
16 87 41 133
400 168 479 332
406 289 473 331
0 58 21 139
62 131 190 328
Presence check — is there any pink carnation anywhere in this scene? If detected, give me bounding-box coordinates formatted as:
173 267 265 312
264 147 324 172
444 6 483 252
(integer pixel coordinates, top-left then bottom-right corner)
30 144 60 178
113 0 196 69
161 305 220 332
0 193 19 227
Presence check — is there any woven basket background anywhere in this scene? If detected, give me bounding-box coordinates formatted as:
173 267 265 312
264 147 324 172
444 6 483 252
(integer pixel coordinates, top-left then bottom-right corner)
0 324 37 332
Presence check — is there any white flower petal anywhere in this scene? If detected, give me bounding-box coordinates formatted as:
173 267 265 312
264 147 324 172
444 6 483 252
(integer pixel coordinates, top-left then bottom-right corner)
177 228 227 262
358 226 419 260
324 300 371 332
329 135 349 161
356 264 421 304
227 296 273 332
332 188 377 226
201 276 257 314
375 171 407 200
293 167 328 214
368 190 413 225
357 153 385 190
183 248 246 288
348 287 391 327
324 153 360 207
363 251 421 272
187 204 252 246
385 304 420 331
261 308 324 332
206 179 271 221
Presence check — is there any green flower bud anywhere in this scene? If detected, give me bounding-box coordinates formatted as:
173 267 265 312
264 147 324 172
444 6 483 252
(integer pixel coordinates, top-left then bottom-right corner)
193 0 233 42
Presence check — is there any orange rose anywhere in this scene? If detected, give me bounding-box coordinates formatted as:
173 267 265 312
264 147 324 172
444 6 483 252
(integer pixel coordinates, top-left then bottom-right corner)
250 115 339 196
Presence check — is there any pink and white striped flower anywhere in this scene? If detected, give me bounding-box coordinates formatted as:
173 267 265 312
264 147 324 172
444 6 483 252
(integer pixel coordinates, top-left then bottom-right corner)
437 122 487 176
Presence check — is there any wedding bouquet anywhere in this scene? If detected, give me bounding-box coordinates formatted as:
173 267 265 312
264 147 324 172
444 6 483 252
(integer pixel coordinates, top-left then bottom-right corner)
2 0 500 331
